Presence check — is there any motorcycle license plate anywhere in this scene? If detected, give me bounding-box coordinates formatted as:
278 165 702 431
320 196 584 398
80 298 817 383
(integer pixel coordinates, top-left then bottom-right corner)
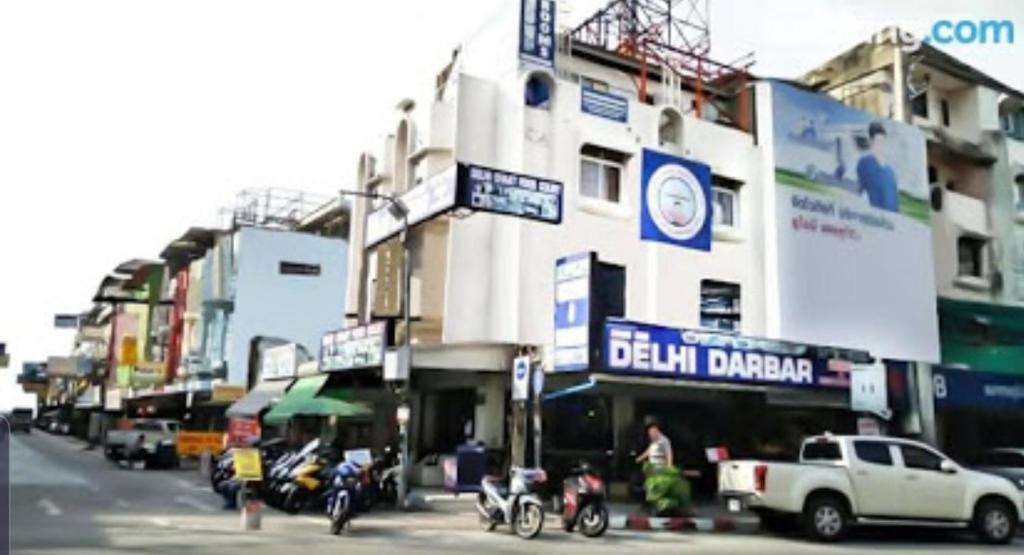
727 499 741 512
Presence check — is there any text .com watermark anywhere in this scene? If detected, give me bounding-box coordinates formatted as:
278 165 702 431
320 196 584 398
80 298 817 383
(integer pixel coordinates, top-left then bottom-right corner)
890 20 1016 51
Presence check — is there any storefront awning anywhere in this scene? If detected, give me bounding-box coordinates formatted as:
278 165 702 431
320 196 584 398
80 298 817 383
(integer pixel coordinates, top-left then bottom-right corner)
226 379 293 418
263 374 372 425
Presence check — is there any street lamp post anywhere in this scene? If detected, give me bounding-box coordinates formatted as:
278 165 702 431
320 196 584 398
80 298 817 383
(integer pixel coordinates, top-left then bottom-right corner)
339 188 412 509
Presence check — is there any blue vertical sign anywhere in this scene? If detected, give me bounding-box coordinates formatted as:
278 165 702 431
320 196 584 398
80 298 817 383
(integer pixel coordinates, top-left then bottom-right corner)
554 252 591 371
640 149 713 251
519 0 556 68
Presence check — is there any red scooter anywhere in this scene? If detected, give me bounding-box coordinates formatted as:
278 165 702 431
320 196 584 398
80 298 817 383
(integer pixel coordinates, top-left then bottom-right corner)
560 462 609 537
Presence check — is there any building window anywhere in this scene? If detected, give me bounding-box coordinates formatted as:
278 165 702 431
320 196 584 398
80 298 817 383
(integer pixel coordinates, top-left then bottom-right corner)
580 145 625 203
899 444 944 472
957 236 986 277
911 92 928 118
580 76 609 92
928 165 938 185
700 280 740 332
525 73 553 109
1015 173 1024 212
712 176 741 230
658 109 683 146
940 99 951 127
280 262 321 276
854 441 894 466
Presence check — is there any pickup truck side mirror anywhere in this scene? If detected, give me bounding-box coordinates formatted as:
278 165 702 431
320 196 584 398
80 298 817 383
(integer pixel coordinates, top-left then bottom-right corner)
939 460 958 474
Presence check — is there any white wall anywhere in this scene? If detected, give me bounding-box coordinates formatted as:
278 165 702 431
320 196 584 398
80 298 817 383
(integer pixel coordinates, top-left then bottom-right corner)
443 68 765 351
226 226 347 385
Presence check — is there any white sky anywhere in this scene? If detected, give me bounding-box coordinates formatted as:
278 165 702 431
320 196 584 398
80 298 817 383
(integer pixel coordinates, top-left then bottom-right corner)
1 0 1021 409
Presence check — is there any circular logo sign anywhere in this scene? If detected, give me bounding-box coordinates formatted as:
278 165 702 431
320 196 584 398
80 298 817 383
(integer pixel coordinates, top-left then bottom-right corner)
646 163 707 241
515 359 528 380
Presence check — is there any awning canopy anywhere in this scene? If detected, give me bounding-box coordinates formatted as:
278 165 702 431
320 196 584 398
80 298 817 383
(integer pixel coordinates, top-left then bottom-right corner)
226 379 293 418
263 374 372 425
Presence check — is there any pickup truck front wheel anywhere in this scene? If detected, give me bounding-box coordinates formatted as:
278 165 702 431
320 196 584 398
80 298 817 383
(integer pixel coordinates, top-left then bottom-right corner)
973 498 1016 545
802 495 849 542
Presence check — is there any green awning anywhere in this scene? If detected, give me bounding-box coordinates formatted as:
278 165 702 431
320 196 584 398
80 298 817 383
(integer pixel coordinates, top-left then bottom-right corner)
263 374 372 425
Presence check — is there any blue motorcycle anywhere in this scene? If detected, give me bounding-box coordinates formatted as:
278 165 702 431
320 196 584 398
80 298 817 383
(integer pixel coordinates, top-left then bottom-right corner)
326 459 365 535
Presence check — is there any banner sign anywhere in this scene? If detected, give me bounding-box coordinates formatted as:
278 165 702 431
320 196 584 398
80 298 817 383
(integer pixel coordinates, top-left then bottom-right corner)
554 252 592 372
850 361 889 415
603 319 851 389
640 149 713 251
321 321 390 372
365 165 458 248
519 0 556 68
933 366 1024 411
768 82 938 362
260 344 298 381
457 163 563 224
581 88 629 123
227 417 262 448
176 431 226 458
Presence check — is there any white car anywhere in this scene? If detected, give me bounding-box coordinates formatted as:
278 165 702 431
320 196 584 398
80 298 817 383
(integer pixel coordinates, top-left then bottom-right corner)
718 434 1023 544
974 448 1024 492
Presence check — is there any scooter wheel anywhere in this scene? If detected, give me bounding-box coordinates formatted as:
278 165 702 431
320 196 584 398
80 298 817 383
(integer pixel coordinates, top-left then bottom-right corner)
578 504 609 538
282 490 304 515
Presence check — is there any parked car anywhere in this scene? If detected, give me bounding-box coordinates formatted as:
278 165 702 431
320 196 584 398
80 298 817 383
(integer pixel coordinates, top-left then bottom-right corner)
104 419 181 465
974 448 1024 491
7 409 33 433
718 434 1023 544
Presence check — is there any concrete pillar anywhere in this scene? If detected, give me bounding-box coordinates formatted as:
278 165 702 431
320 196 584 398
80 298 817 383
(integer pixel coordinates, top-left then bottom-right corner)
612 393 636 453
474 374 505 448
915 362 938 446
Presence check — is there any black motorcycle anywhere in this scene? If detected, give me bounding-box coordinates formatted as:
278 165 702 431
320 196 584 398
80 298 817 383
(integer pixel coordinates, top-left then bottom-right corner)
559 462 609 537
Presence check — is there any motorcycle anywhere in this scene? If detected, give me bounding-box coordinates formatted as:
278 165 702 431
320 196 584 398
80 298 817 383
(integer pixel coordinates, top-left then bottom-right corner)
476 467 547 540
560 462 609 537
279 447 336 514
326 459 366 534
366 446 400 509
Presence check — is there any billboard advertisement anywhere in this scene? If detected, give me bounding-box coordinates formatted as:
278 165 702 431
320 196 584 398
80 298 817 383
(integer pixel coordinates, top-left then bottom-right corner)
640 149 713 252
553 252 592 372
519 0 555 68
768 82 939 362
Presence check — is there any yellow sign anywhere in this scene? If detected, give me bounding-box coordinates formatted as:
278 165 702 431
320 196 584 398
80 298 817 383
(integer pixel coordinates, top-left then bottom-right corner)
212 384 245 403
233 448 263 482
120 337 138 366
176 431 226 458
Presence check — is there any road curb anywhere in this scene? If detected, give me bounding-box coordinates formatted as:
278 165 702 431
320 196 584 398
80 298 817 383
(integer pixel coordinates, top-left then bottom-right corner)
610 513 761 534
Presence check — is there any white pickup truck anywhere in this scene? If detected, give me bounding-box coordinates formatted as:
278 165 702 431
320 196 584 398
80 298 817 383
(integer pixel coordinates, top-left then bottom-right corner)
104 419 180 462
719 434 1023 544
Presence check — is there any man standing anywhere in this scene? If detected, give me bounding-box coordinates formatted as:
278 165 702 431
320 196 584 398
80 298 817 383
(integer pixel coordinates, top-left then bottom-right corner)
635 417 673 471
855 122 901 213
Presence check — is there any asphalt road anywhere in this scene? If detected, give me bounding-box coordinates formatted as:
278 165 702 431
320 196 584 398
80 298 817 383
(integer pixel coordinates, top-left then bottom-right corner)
9 431 1024 554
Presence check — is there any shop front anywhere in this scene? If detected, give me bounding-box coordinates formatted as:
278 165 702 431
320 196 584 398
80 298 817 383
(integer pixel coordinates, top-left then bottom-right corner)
545 318 868 499
932 366 1024 463
262 373 374 450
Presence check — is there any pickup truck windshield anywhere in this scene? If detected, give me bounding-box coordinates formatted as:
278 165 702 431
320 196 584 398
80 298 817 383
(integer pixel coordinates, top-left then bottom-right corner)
802 440 842 461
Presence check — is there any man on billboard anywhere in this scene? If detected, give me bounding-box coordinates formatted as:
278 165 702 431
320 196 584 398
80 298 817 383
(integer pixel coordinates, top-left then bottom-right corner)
856 122 900 213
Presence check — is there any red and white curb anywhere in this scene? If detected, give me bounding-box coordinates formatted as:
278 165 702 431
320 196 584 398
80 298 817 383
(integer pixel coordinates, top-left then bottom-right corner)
609 514 761 533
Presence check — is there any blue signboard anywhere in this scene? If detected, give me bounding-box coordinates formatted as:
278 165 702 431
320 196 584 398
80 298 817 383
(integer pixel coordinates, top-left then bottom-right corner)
603 319 851 389
554 252 592 372
933 366 1024 411
640 149 713 251
581 88 629 123
456 163 562 224
519 0 556 68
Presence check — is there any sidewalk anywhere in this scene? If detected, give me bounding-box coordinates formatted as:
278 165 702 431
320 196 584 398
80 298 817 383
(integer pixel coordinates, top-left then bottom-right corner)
410 488 761 534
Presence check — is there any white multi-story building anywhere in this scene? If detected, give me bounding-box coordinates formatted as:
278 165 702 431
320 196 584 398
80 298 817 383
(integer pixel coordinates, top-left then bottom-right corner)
338 3 935 482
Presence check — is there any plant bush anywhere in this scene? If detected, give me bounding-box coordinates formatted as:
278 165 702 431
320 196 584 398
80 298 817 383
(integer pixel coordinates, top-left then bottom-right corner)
643 463 691 516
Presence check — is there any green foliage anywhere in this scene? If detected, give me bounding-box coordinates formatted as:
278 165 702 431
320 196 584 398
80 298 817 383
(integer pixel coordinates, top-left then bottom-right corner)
643 464 691 516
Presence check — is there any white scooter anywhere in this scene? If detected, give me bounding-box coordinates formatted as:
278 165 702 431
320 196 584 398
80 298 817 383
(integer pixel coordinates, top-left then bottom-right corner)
475 467 547 540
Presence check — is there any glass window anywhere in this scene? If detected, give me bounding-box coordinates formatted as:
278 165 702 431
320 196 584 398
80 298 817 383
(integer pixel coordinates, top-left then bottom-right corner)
579 152 623 203
854 441 893 466
900 444 944 471
700 280 740 333
712 187 737 228
957 236 985 277
940 99 951 127
525 75 552 109
802 441 842 461
1014 174 1024 212
911 92 928 118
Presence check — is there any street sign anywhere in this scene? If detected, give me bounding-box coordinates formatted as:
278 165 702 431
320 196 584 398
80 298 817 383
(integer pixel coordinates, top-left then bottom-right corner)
233 448 263 482
512 356 530 401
